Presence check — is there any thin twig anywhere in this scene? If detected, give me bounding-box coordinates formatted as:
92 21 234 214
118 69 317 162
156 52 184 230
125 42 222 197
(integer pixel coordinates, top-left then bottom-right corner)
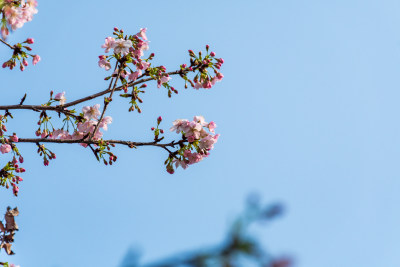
91 63 121 138
0 38 14 50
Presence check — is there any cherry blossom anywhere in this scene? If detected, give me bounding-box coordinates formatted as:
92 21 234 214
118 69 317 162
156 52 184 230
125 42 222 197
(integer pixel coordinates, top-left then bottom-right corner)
98 116 112 131
101 37 115 53
0 144 11 154
98 56 111 71
128 70 142 81
82 104 101 120
54 91 66 105
113 39 132 55
137 28 148 40
157 75 171 88
32 55 40 65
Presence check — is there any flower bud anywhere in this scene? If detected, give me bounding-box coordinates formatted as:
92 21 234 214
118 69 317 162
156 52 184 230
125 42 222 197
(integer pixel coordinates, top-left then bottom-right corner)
210 52 216 57
26 38 34 44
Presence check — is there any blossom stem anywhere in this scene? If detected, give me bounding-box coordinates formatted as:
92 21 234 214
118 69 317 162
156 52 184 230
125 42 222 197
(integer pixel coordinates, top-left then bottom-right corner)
0 38 14 50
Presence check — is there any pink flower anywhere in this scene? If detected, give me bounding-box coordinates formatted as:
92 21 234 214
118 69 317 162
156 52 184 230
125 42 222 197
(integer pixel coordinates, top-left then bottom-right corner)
10 134 18 142
138 61 150 70
40 129 48 138
128 70 142 82
208 121 217 133
137 28 147 40
193 81 203 90
170 119 189 133
32 54 40 65
54 91 66 105
101 37 116 53
0 144 11 154
77 121 96 133
183 150 204 165
173 158 188 169
113 39 132 55
98 58 111 71
193 116 207 126
82 104 101 120
157 75 171 88
98 116 112 131
199 134 219 150
26 37 34 44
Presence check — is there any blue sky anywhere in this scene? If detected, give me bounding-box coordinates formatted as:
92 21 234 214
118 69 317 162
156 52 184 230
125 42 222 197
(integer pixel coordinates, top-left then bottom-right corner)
1 0 400 266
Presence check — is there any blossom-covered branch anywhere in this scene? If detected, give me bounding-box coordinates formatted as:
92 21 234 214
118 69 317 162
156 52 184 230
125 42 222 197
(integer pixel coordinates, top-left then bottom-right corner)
0 27 224 197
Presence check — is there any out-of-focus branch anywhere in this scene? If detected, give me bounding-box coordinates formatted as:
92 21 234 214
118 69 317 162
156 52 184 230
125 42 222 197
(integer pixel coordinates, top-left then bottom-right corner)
120 199 292 267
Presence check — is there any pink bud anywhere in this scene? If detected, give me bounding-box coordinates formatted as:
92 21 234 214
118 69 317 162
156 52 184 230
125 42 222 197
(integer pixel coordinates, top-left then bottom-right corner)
210 52 216 57
32 55 41 65
114 27 119 31
10 134 18 142
160 129 164 134
26 38 34 44
23 59 28 66
157 116 162 122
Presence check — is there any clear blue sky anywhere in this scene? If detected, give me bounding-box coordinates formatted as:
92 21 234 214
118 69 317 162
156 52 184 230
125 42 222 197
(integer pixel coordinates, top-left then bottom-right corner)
1 0 400 266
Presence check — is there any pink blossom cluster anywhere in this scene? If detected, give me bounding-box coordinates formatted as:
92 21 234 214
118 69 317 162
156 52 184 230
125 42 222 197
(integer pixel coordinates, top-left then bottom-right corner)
1 38 40 70
0 146 26 196
98 27 151 81
1 0 38 39
168 116 219 172
9 155 25 196
46 103 112 146
193 71 224 89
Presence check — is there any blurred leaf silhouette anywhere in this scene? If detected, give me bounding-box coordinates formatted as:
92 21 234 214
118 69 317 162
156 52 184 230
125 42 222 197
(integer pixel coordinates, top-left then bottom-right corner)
120 196 293 267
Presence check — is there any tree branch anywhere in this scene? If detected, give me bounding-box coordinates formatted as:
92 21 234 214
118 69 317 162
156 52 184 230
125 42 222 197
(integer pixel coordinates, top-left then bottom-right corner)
0 68 190 115
17 138 181 149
